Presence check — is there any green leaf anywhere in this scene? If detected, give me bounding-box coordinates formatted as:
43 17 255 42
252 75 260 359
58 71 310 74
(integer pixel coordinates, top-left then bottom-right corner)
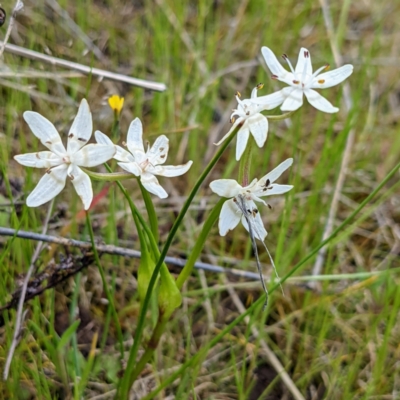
56 320 81 350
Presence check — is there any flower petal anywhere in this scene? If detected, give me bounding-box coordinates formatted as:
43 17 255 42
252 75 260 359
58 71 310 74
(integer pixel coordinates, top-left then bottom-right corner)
209 179 242 198
140 172 168 198
67 164 93 210
281 88 304 111
249 89 286 110
26 163 68 207
311 64 353 89
214 118 242 146
23 111 66 155
236 123 250 160
240 201 268 241
95 130 133 162
264 184 293 196
147 135 169 165
294 47 313 77
14 151 63 168
304 89 338 113
126 118 145 155
118 161 142 176
261 47 294 85
72 144 116 167
248 114 268 148
219 199 241 236
258 158 293 185
147 160 193 177
67 99 93 154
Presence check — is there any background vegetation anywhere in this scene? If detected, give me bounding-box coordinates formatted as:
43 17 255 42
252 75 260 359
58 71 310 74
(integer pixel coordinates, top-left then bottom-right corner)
0 0 400 398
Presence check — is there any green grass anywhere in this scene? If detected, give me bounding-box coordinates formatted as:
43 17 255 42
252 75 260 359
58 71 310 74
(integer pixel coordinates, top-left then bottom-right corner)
1 0 400 398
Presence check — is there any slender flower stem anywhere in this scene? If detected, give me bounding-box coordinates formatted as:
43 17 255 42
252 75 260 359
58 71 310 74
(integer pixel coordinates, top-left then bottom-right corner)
82 169 134 181
176 199 224 290
139 180 159 244
85 212 124 360
238 138 253 186
141 159 400 399
118 123 241 397
266 110 297 120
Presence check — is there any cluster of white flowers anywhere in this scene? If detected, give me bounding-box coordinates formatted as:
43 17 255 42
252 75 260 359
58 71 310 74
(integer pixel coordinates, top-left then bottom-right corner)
15 101 193 209
211 46 353 240
14 46 353 245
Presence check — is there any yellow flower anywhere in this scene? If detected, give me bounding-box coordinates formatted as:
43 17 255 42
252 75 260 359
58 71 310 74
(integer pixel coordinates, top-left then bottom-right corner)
108 95 124 116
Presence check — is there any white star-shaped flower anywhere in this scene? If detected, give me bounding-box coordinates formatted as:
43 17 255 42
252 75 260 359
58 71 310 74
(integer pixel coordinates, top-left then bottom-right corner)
215 85 284 161
95 118 193 199
14 99 116 210
209 158 293 241
253 47 353 113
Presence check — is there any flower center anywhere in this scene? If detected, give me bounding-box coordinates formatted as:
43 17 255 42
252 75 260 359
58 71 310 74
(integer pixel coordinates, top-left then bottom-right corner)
139 159 151 171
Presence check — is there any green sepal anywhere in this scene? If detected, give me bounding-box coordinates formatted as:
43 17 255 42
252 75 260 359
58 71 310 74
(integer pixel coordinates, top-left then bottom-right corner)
158 265 182 319
137 243 157 303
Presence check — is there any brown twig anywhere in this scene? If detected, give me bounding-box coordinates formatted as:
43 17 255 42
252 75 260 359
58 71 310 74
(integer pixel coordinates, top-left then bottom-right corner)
0 0 23 59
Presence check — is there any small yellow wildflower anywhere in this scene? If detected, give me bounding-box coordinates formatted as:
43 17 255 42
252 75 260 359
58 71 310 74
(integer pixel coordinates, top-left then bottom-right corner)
108 95 124 116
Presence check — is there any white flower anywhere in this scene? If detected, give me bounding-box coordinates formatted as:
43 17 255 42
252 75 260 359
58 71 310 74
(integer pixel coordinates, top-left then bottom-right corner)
95 118 193 199
209 158 293 241
253 47 353 113
14 99 116 210
215 85 284 161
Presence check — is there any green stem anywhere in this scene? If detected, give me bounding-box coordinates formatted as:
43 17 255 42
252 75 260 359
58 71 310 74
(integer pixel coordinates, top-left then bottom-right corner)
238 138 253 186
266 110 297 120
176 198 224 290
118 123 240 398
128 199 224 384
128 318 169 384
85 212 124 360
82 169 134 181
139 180 159 244
141 159 400 399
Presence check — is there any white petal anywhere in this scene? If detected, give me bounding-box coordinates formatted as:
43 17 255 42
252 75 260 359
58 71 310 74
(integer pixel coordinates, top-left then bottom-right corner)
281 88 304 111
68 164 93 210
248 114 268 148
249 89 286 110
26 164 68 207
209 179 242 198
67 99 93 154
23 111 66 155
140 172 168 198
14 152 63 168
148 160 192 177
304 89 338 113
240 201 268 241
294 47 313 77
147 135 169 165
72 144 116 167
126 118 145 154
264 184 293 196
261 47 294 85
219 199 241 236
311 64 353 89
118 161 142 176
214 118 242 146
258 158 293 185
236 123 250 160
95 130 133 162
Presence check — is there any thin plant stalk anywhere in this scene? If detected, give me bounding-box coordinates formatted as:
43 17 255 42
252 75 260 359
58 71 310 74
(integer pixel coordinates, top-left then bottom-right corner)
176 199 224 289
85 212 124 360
